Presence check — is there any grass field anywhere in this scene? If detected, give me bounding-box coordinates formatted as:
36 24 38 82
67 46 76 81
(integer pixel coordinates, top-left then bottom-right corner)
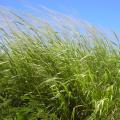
0 9 120 120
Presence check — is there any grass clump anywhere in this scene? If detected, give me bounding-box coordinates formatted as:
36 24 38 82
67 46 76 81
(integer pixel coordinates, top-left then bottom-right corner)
0 9 120 120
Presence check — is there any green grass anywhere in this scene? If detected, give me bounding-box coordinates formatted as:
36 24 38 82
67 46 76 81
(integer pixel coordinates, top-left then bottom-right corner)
0 9 120 120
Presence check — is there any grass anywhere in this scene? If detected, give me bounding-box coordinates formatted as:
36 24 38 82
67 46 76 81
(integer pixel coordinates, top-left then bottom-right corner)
0 9 120 120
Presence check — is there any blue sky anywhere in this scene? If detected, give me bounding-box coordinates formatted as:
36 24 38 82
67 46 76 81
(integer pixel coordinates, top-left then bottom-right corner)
0 0 120 32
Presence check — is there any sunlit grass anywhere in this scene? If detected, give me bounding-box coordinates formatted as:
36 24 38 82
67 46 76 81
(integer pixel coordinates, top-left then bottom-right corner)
0 8 120 120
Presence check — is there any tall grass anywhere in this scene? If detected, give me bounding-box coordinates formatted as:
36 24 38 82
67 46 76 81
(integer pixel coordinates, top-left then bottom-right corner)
0 8 120 120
